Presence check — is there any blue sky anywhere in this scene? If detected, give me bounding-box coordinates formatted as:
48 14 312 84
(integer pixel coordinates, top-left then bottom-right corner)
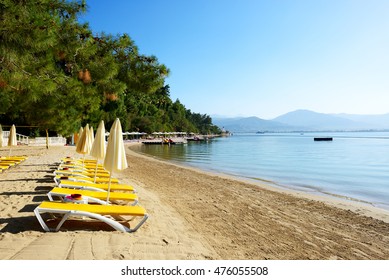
80 0 389 119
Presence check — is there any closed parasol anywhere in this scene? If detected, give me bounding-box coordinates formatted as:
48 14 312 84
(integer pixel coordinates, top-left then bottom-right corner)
76 126 83 146
89 126 94 147
103 118 128 202
8 124 17 156
76 124 92 166
90 120 106 182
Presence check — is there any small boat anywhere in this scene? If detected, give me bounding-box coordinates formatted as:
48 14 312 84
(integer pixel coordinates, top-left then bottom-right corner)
314 137 333 141
163 138 187 144
187 136 203 141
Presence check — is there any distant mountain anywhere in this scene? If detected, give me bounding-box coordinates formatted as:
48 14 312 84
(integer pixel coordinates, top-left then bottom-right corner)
272 109 371 131
212 116 296 132
334 113 389 130
213 109 389 132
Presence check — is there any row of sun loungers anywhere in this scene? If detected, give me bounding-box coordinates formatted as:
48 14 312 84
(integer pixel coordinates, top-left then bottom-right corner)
0 156 28 172
34 157 149 233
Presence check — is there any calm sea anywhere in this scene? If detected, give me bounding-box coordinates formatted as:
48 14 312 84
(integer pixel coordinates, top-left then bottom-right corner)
132 132 389 210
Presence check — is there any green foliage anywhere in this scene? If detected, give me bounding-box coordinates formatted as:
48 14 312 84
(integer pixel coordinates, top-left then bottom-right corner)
0 0 221 137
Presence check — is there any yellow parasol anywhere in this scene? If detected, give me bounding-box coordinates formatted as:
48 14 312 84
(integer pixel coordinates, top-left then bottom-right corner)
103 118 128 202
75 126 83 145
76 124 92 166
89 126 94 147
8 124 17 156
90 120 106 182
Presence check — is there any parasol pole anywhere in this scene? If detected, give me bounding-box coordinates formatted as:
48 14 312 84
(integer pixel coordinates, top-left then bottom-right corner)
90 120 106 183
103 118 128 204
94 159 99 183
106 172 112 203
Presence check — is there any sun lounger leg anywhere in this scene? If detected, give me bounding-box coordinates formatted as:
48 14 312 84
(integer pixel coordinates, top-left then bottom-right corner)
80 212 131 232
34 207 148 233
55 212 73 232
130 214 149 232
34 207 72 232
47 193 54 201
34 208 50 232
131 199 138 206
84 212 148 232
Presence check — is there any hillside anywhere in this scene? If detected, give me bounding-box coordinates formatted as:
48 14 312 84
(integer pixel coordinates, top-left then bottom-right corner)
334 113 389 130
212 116 296 132
213 110 389 132
272 110 371 131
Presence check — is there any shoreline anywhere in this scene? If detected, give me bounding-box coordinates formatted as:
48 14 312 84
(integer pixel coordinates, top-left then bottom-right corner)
125 143 389 259
128 142 389 223
134 131 389 213
0 145 388 259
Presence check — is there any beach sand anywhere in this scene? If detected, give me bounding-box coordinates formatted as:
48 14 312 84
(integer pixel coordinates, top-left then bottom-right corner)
0 144 388 260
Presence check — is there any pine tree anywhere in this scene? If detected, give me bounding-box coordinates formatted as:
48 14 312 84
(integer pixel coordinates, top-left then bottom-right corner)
0 0 93 136
0 0 220 138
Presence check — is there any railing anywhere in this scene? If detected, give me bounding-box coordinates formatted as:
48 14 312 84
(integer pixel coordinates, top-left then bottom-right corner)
28 137 66 146
17 133 29 145
2 131 66 146
2 131 29 145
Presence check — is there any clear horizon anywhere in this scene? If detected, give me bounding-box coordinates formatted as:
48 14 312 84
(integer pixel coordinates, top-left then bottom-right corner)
81 0 389 119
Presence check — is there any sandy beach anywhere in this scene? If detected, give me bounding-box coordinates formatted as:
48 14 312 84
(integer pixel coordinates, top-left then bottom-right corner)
0 144 388 260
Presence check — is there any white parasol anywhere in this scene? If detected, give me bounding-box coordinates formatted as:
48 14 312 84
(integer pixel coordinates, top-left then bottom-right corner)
103 118 128 202
76 124 92 166
8 124 17 156
90 120 106 182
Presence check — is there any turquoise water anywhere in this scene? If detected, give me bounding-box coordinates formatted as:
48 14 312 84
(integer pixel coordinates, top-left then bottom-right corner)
133 132 389 210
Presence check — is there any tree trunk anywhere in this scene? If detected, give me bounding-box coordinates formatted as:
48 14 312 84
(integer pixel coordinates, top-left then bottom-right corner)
45 129 49 149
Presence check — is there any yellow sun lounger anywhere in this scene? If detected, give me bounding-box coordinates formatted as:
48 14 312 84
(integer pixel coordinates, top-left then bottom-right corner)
54 169 111 178
0 157 27 165
0 163 13 168
0 160 18 166
58 164 107 172
59 160 105 170
0 164 15 170
61 158 99 165
48 187 138 205
60 159 104 166
54 175 120 185
57 179 135 193
1 156 28 161
34 201 148 232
